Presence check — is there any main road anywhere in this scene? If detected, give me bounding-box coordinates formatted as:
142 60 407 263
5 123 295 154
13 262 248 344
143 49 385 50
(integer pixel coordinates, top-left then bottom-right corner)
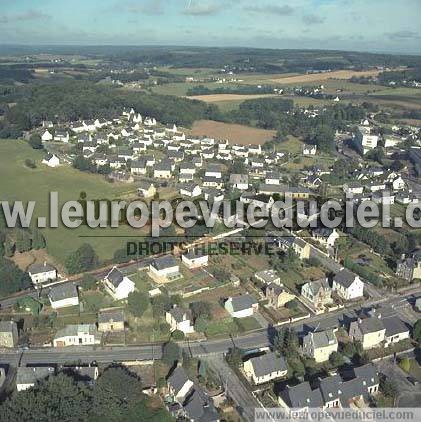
1 288 419 367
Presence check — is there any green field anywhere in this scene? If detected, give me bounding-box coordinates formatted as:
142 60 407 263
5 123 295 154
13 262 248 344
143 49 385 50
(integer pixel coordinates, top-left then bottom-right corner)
0 140 145 265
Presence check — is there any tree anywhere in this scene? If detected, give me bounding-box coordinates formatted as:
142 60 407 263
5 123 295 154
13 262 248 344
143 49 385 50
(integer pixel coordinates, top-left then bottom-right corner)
65 243 99 274
328 351 345 368
226 347 243 367
194 315 208 333
413 319 421 343
91 366 143 420
171 330 185 341
127 291 149 318
31 227 46 249
81 273 97 290
0 257 31 295
162 341 181 366
190 301 212 321
28 133 43 149
16 229 32 253
0 373 92 421
380 376 398 399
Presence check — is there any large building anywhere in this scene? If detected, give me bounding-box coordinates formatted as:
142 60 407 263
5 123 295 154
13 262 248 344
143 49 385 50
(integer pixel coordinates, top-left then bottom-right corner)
354 126 379 155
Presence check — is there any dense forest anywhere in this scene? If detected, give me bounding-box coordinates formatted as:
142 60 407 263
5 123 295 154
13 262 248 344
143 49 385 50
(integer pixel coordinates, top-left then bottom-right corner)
0 80 220 136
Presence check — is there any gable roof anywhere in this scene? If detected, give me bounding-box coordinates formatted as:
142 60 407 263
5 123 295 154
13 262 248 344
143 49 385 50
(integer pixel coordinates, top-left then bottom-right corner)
229 294 257 312
333 269 357 288
105 267 124 288
152 255 178 271
167 366 191 395
248 352 287 377
48 283 78 302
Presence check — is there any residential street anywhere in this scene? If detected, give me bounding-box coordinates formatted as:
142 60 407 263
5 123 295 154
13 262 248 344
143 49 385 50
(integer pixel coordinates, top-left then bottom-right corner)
206 354 259 422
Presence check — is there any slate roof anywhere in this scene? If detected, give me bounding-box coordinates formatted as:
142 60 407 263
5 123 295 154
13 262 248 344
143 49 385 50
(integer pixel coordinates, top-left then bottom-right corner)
247 352 287 378
333 269 357 288
281 382 324 408
28 262 56 275
152 255 178 271
168 307 192 323
382 316 409 337
358 317 385 334
229 294 257 312
48 283 78 302
105 267 124 288
98 308 125 324
183 387 220 422
167 366 191 396
17 367 55 385
305 330 337 348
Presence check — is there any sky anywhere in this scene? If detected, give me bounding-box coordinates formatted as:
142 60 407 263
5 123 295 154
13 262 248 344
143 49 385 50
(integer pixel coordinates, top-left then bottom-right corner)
1 0 421 54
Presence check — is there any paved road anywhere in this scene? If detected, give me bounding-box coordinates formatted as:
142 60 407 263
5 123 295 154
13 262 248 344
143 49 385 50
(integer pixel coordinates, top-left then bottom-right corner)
206 354 259 422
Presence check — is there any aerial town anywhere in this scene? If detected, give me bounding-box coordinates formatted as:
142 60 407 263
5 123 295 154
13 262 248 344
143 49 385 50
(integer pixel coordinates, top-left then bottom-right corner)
1 2 421 421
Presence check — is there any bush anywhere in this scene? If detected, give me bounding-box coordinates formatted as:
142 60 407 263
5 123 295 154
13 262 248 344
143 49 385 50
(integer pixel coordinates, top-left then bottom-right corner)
24 158 36 169
171 330 185 341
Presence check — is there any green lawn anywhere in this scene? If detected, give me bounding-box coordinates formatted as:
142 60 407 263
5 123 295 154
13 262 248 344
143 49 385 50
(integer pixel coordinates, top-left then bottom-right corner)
0 140 146 264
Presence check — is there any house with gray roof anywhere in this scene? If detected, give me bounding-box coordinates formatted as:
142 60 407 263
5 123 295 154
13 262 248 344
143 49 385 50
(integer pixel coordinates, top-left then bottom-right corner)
28 262 57 287
332 269 364 300
48 283 79 309
278 381 324 410
349 316 386 350
224 294 258 318
53 324 102 347
167 366 194 402
279 364 379 409
98 308 125 332
17 366 55 391
165 305 194 334
149 255 182 283
302 329 338 363
301 279 333 311
243 352 288 385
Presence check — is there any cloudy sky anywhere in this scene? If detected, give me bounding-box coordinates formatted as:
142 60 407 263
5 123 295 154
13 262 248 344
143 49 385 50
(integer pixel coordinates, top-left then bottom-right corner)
1 0 421 53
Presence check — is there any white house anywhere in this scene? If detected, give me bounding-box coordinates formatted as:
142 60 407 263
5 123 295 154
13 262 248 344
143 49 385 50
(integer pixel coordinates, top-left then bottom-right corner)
149 255 181 283
229 173 249 190
225 294 258 318
182 249 209 269
332 269 364 300
303 144 317 155
53 324 102 347
48 284 79 309
103 267 135 300
167 366 194 403
165 306 195 334
180 183 202 198
28 262 57 287
42 153 60 168
311 228 340 248
243 352 288 385
41 129 53 141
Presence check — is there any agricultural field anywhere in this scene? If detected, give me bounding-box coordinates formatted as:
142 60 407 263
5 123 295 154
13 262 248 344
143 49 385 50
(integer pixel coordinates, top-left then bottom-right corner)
269 69 382 85
0 140 145 265
188 119 276 145
187 93 279 102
